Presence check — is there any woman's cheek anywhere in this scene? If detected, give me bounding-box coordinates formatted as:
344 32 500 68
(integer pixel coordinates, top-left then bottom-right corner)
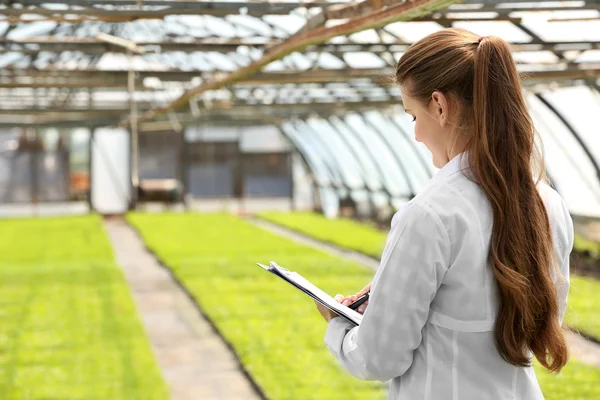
413 124 420 141
414 124 424 143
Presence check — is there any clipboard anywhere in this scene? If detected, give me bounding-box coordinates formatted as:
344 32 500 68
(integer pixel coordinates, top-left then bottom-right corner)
257 261 363 326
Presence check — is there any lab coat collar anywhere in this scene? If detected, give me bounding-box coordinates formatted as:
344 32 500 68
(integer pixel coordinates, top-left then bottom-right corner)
432 152 471 183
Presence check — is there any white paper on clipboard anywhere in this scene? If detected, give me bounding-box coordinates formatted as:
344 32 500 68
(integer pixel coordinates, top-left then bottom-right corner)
257 261 363 326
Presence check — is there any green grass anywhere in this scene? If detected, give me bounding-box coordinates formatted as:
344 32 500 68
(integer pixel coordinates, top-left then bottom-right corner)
130 212 600 400
567 275 600 340
259 212 600 342
0 215 168 400
574 234 600 255
536 358 600 399
128 212 385 400
258 211 386 259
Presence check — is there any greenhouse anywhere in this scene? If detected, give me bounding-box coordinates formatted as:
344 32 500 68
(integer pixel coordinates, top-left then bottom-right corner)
0 0 599 399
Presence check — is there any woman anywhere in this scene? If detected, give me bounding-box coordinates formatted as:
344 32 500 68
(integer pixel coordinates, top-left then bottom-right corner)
315 28 573 399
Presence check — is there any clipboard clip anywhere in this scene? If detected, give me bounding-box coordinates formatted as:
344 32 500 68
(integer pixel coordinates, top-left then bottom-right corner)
256 263 271 271
270 261 291 275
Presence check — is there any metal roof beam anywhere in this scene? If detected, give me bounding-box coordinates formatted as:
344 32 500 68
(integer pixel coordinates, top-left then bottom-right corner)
0 37 278 53
325 0 398 20
7 1 344 10
442 3 600 14
0 98 402 125
2 65 600 89
128 0 464 124
0 67 394 87
2 12 523 24
4 38 600 55
0 6 288 20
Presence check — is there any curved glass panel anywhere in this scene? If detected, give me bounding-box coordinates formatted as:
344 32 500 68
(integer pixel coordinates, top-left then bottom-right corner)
526 93 600 217
390 113 437 176
363 110 432 193
328 115 384 192
337 187 349 200
301 119 365 189
280 122 333 188
291 121 349 188
356 112 415 194
520 18 600 42
343 113 411 197
351 188 391 210
594 86 600 103
542 87 600 166
372 192 391 209
350 189 369 203
453 21 532 42
391 197 408 213
318 187 339 219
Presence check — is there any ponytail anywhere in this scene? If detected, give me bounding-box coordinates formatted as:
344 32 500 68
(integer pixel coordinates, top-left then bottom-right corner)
396 28 568 372
472 36 568 372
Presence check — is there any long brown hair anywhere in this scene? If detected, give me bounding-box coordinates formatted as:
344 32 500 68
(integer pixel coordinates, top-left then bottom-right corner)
395 28 568 372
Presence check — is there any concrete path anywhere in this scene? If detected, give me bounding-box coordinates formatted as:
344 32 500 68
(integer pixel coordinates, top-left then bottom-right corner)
249 216 600 370
104 217 262 400
248 216 379 270
564 330 600 369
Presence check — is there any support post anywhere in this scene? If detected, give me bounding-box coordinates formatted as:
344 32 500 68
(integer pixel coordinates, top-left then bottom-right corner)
128 49 139 209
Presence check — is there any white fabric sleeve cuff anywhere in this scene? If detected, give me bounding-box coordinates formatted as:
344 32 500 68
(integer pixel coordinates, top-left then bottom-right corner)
324 316 355 353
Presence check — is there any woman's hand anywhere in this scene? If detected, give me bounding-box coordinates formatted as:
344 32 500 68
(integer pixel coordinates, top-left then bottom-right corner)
341 282 372 314
316 282 373 321
315 294 346 322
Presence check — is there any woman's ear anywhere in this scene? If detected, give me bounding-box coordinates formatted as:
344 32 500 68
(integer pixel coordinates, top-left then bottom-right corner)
431 91 449 127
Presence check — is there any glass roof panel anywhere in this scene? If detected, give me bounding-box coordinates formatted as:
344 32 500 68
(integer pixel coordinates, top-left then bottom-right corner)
348 29 383 43
205 52 240 71
0 4 597 76
349 189 369 203
542 86 600 165
226 15 274 37
288 121 347 187
189 52 220 71
575 50 600 63
363 110 432 192
452 21 532 42
327 115 384 192
262 60 290 73
372 192 392 208
205 16 241 37
521 18 600 42
6 21 58 39
262 15 306 35
390 113 437 176
0 53 26 69
319 187 340 219
512 51 559 64
280 122 333 188
343 113 411 197
342 52 387 68
315 52 346 69
391 197 407 212
283 52 313 70
383 21 444 43
526 93 600 217
0 21 9 36
292 126 343 185
304 119 365 189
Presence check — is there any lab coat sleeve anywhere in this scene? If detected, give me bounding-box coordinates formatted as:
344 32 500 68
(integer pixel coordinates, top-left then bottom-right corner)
324 202 451 382
556 196 574 325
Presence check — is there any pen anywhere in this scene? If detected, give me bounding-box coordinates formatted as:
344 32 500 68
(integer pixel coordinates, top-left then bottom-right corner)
348 292 370 310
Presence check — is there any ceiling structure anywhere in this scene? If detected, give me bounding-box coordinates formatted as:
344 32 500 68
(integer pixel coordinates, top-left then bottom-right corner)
1 0 599 219
0 0 599 128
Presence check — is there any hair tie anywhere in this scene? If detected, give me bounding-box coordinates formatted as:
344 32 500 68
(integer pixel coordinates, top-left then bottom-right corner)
478 36 485 44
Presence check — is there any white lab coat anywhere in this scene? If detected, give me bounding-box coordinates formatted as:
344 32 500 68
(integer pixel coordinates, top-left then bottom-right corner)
324 153 573 400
